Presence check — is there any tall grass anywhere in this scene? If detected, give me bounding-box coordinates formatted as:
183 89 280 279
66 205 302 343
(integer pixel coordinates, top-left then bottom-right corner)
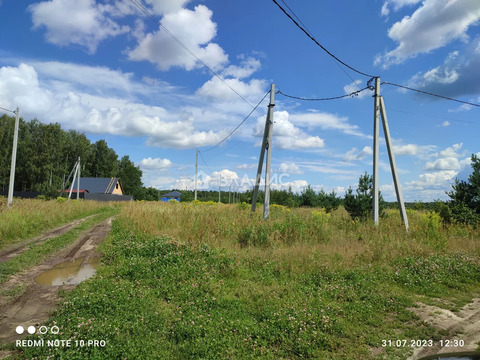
117 201 480 271
0 197 118 249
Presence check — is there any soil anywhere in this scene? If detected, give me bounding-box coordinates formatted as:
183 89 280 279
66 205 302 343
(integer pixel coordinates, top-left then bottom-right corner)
408 298 480 359
0 217 113 358
0 215 97 263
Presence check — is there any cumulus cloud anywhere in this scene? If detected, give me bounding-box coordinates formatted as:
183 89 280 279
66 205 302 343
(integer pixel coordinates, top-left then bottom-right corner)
28 0 129 54
221 57 261 79
406 41 480 98
376 0 480 68
404 143 474 200
0 62 231 149
128 5 228 71
139 157 172 170
196 77 267 102
253 111 325 150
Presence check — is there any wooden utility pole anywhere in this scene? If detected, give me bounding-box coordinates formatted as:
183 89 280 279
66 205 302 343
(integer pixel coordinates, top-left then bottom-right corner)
194 149 198 201
251 84 275 219
7 108 20 207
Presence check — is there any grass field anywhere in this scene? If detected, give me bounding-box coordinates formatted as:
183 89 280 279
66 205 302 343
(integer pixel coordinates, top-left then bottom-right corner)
6 201 480 359
0 197 116 250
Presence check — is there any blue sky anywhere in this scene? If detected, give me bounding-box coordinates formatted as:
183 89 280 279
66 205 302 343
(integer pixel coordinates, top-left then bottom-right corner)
0 0 479 201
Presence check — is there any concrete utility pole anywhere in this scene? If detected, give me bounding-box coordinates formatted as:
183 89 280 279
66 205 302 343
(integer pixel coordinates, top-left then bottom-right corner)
218 174 221 203
68 159 80 200
372 77 380 225
379 96 409 231
370 78 409 231
194 149 198 201
7 108 20 207
251 84 275 219
76 157 80 200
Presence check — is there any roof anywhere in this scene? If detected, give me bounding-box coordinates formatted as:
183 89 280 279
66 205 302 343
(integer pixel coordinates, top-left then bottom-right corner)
162 191 182 198
70 177 121 194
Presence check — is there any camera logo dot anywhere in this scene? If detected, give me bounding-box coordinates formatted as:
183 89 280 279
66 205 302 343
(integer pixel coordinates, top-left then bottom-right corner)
15 325 60 335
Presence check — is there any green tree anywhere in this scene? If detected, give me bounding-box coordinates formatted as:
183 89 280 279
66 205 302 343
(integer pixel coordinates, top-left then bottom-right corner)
301 185 317 207
344 172 385 220
117 155 143 197
90 140 118 178
442 154 480 225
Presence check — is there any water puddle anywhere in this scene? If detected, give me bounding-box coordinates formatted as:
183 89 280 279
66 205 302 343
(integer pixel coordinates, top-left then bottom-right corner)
419 352 480 360
34 257 100 286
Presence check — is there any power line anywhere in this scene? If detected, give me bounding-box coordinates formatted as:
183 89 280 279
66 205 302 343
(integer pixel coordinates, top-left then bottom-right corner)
128 0 254 108
198 150 213 174
271 0 376 79
276 85 373 101
278 0 362 91
202 90 271 152
382 81 480 108
0 106 15 113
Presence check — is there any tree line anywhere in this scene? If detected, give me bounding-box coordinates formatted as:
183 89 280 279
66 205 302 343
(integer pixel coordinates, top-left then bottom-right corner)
0 114 144 198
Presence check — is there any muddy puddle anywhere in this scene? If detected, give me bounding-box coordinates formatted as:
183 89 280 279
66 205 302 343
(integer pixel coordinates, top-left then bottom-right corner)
34 257 100 286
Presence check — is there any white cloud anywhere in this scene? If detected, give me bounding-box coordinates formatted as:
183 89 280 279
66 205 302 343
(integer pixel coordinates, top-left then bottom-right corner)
253 111 325 150
139 157 172 171
29 0 129 54
278 162 303 175
391 143 436 156
128 5 228 71
290 112 370 138
441 120 451 126
343 146 373 162
406 41 480 98
196 77 267 102
144 0 192 15
403 143 473 200
381 0 422 16
222 57 261 79
343 79 372 99
376 0 480 68
0 62 231 149
0 63 53 113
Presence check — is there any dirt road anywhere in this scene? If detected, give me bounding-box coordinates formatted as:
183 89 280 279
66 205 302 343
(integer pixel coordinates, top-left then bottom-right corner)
0 217 113 357
408 298 480 359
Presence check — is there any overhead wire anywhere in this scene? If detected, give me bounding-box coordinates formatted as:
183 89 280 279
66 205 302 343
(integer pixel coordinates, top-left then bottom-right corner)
382 81 480 108
198 150 213 174
128 0 254 108
271 0 377 79
202 90 271 153
278 0 362 91
0 106 15 113
276 85 373 101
